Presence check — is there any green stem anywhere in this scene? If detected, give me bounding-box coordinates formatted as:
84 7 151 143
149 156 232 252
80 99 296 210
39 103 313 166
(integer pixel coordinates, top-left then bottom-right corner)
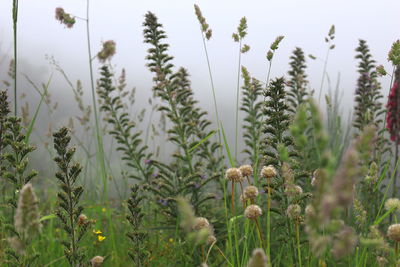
12 0 18 115
200 32 222 151
234 39 242 162
296 222 302 267
318 46 330 103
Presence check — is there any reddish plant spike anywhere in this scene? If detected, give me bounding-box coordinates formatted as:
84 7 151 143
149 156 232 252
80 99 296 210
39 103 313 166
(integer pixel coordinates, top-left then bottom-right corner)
387 68 400 143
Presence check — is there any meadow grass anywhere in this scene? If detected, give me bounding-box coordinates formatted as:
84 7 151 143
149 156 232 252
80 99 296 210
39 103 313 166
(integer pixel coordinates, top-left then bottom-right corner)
1 2 400 267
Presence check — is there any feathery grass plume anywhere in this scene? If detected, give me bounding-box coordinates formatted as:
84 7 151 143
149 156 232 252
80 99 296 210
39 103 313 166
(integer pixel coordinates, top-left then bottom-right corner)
6 183 41 265
14 183 41 239
262 77 292 166
194 4 212 40
247 248 270 267
286 47 309 115
97 65 153 181
232 16 250 160
55 7 76 28
126 185 148 265
266 36 284 62
53 127 89 266
241 67 263 177
3 116 37 208
97 40 116 63
353 198 367 228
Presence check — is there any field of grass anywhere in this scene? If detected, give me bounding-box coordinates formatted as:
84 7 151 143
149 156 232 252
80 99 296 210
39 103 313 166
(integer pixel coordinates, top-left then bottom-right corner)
1 1 400 266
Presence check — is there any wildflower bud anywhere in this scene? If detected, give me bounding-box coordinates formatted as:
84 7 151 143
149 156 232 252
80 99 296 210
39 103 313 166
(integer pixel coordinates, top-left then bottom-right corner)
286 204 301 220
384 198 400 212
90 256 104 267
261 165 277 179
244 204 262 219
207 235 217 245
244 186 259 200
193 217 210 231
388 224 400 242
225 168 244 182
78 214 88 226
239 164 253 177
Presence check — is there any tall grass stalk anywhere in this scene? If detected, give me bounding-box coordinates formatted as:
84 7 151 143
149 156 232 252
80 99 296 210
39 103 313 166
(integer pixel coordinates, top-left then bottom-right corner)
235 38 243 161
12 0 18 115
84 0 117 257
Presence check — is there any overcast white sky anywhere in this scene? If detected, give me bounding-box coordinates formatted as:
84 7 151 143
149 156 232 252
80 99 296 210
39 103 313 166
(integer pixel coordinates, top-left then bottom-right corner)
0 0 399 136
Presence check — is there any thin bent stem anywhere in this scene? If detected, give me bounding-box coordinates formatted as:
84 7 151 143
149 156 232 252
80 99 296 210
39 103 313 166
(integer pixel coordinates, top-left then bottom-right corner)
85 0 117 255
200 32 222 150
318 47 330 103
234 39 242 162
254 218 265 250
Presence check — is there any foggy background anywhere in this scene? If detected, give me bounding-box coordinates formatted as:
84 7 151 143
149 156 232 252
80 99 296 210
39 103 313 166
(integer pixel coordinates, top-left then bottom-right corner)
0 0 399 185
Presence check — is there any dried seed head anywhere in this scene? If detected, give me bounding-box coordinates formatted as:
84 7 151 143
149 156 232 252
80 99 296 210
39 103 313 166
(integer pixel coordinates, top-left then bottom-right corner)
90 256 104 267
55 7 76 28
193 217 210 231
388 224 400 242
239 164 253 177
245 204 262 219
247 248 269 267
97 40 116 63
225 168 244 182
78 214 88 226
244 186 259 200
286 204 301 220
285 184 303 197
385 198 400 212
261 165 277 179
207 235 217 245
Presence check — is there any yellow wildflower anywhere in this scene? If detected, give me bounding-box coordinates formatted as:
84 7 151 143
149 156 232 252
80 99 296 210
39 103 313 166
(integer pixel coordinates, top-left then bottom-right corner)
93 230 102 235
97 235 106 242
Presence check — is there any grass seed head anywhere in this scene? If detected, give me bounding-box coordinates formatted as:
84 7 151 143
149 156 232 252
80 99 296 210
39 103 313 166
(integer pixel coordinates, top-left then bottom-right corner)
388 224 400 242
244 186 259 200
239 164 253 177
261 165 277 179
